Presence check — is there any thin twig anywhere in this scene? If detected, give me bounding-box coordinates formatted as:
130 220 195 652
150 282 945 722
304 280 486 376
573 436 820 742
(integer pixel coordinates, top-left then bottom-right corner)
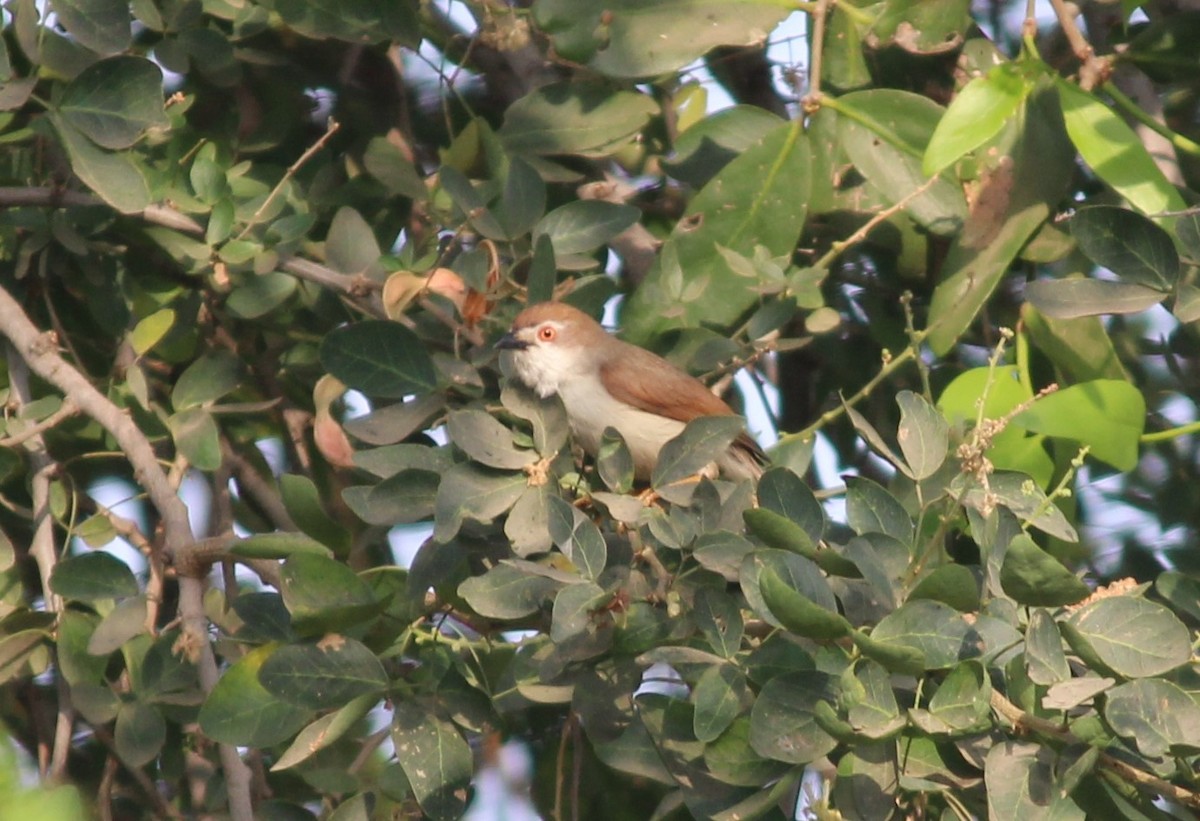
801 0 830 113
234 118 341 241
1046 0 1111 90
0 396 79 447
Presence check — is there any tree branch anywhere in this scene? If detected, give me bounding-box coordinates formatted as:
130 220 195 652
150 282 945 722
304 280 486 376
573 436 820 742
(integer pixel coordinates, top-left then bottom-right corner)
0 284 256 821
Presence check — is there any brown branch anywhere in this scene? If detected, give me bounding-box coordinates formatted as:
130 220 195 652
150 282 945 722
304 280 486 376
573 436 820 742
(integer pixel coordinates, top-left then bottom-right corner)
990 690 1200 811
221 439 298 532
0 396 79 448
802 0 830 112
5 345 73 779
1047 0 1112 90
0 285 256 821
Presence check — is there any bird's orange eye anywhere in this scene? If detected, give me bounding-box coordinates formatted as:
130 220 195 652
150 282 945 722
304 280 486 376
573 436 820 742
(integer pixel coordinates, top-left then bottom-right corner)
538 326 557 342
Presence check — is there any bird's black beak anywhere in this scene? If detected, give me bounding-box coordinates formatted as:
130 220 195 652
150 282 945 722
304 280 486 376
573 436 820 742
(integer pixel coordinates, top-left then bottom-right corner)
494 331 528 351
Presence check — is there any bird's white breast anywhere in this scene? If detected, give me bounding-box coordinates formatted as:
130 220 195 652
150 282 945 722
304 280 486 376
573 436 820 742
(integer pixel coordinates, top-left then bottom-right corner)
557 372 686 478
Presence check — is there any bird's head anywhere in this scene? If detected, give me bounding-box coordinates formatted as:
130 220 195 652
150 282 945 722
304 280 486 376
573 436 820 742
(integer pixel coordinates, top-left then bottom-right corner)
495 302 607 398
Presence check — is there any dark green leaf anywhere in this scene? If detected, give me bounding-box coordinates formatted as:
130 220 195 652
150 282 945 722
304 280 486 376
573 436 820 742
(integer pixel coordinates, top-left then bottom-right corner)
692 664 745 743
391 701 473 820
758 566 851 640
172 351 242 409
229 533 334 560
533 1 790 79
259 637 387 710
908 564 979 612
59 56 167 149
434 463 526 542
550 581 607 643
871 600 982 669
1025 609 1070 685
999 534 1089 606
447 409 534 470
1070 206 1179 289
458 564 559 620
1063 596 1190 678
846 477 913 545
114 701 165 767
168 408 221 471
547 495 607 580
533 200 640 257
199 645 313 746
50 553 138 601
652 416 748 490
500 82 658 156
756 466 825 542
693 588 743 659
1025 278 1168 319
748 672 839 764
280 554 380 637
1104 679 1200 757
48 112 150 214
896 391 949 480
320 321 438 398
52 0 130 54
280 474 352 554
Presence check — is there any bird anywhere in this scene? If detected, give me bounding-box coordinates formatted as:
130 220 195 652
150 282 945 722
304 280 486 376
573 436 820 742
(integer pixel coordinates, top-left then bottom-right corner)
495 301 766 482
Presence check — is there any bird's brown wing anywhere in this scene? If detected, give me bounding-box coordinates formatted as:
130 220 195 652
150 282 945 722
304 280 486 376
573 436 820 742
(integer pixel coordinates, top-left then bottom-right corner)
599 344 768 464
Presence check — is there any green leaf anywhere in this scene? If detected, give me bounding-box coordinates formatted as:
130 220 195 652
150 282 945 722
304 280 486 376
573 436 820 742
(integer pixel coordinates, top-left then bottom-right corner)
114 701 165 767
272 694 377 771
50 552 138 601
834 90 966 235
925 660 990 733
320 321 438 399
48 112 150 214
844 661 905 738
651 416 748 490
896 391 950 479
363 136 427 200
756 466 825 542
926 87 1075 354
1070 206 1179 289
985 742 1085 821
703 717 790 787
0 630 48 683
1024 278 1168 319
353 469 440 526
1056 79 1186 216
57 612 106 685
199 645 313 746
908 564 979 612
52 0 130 54
280 554 380 637
846 477 913 545
1104 679 1200 757
664 105 783 188
758 566 851 640
692 588 744 659
392 701 473 821
1063 596 1191 678
129 308 174 356
924 63 1033 176
692 664 745 743
499 82 659 156
458 564 559 620
623 120 810 340
527 234 557 304
275 0 420 46
504 485 554 557
87 595 148 655
433 463 526 542
280 474 352 555
999 534 1089 606
229 533 334 560
596 428 635 494
748 672 839 764
500 157 546 238
550 581 607 643
227 272 297 320
871 600 981 669
447 409 534 470
172 351 242 410
547 495 607 581
1012 379 1144 470
167 408 221 471
325 206 381 274
58 56 167 149
258 637 386 710
1025 609 1070 685
533 0 791 79
740 549 838 629
532 200 640 257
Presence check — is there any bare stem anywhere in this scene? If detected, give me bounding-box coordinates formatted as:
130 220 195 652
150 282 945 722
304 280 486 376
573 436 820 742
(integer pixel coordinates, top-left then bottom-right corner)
234 118 341 241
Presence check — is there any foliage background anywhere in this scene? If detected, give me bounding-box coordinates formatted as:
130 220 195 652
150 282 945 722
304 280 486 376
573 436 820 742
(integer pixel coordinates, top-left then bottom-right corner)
1 0 1200 819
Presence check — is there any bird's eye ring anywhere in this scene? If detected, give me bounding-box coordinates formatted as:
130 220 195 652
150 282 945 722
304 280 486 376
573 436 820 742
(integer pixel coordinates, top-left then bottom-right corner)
538 326 557 342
